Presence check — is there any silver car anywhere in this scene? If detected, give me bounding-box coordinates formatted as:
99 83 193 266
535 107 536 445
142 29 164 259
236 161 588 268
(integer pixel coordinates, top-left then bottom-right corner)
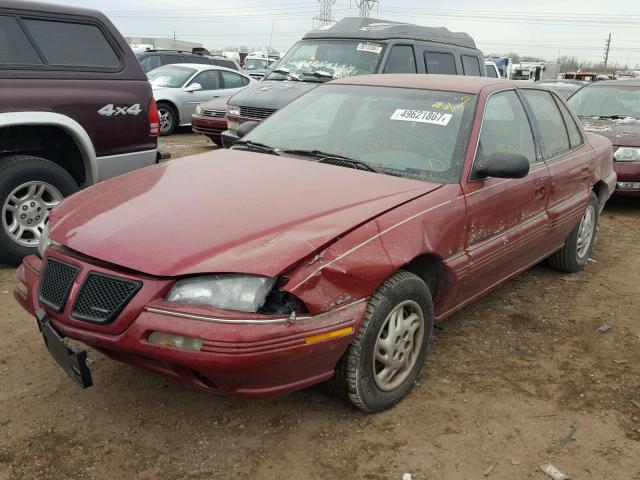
149 63 255 135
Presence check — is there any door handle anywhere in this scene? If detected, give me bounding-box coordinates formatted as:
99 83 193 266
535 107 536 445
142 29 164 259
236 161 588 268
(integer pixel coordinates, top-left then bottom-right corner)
534 185 546 200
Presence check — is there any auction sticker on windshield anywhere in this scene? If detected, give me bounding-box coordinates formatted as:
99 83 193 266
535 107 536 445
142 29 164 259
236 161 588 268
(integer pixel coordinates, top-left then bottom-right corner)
357 42 383 54
390 109 453 126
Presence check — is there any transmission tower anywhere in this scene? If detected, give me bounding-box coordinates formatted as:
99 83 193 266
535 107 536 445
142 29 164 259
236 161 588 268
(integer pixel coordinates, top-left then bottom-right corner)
354 0 379 16
314 0 336 28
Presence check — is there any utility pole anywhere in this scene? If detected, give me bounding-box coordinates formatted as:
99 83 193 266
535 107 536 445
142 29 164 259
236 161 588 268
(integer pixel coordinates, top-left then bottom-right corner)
603 33 611 70
354 0 379 16
314 0 336 28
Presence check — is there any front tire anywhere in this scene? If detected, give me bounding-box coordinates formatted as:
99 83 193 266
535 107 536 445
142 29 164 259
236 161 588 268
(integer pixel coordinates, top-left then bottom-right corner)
157 102 178 136
329 271 434 412
548 191 599 273
0 155 78 265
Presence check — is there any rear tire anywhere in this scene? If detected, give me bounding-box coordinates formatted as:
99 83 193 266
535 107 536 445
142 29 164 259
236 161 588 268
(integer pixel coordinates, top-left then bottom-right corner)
157 102 178 136
328 271 434 412
0 155 78 265
548 192 599 273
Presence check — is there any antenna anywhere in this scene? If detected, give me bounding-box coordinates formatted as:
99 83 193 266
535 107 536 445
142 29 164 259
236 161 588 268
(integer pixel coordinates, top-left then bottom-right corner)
354 0 379 17
314 0 337 28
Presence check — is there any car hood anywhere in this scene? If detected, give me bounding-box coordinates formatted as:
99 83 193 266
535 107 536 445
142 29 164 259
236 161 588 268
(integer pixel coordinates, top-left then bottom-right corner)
227 80 318 110
199 96 229 110
49 150 441 277
580 117 640 147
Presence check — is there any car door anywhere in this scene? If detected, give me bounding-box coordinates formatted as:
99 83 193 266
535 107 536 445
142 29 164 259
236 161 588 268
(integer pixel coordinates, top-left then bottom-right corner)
458 89 551 303
182 69 224 122
520 89 591 248
219 70 250 96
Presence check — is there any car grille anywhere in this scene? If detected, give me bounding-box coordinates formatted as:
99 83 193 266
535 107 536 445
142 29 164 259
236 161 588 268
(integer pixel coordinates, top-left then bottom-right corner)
71 272 141 324
202 108 226 119
239 106 277 120
39 258 79 312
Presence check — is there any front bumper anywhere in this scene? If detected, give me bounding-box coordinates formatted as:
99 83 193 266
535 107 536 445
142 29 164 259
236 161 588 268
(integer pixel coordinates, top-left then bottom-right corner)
614 161 640 196
191 114 227 137
15 253 365 397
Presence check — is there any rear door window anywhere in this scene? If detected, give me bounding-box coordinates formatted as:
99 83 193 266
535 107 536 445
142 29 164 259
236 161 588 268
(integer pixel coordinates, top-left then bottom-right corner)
218 60 238 70
383 45 416 73
521 89 571 159
554 96 584 148
188 55 211 65
424 52 456 74
0 15 43 65
462 55 481 76
220 70 246 89
163 54 184 65
22 18 119 68
139 55 161 72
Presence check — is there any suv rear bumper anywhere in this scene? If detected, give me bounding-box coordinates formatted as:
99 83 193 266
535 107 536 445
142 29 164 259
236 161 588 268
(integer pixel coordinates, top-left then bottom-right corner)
96 148 157 182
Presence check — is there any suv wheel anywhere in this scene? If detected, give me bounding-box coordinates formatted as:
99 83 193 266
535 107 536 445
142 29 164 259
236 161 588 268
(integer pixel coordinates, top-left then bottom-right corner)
0 155 78 265
157 102 178 136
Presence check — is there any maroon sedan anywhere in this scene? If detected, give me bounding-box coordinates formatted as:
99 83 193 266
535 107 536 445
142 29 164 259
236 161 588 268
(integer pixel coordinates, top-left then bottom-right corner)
568 79 640 196
16 75 616 412
191 96 229 146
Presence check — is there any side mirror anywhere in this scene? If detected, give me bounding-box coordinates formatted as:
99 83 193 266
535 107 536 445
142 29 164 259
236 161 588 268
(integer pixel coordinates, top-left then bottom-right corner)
184 83 202 92
475 153 530 179
236 121 259 139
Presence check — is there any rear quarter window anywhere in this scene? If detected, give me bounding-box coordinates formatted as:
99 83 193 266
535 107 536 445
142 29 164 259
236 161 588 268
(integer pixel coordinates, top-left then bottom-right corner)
22 18 120 69
424 52 457 74
462 55 481 76
0 15 42 65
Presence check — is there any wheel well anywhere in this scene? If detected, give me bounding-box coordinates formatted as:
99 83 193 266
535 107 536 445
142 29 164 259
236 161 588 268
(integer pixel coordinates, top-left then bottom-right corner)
156 100 178 114
402 254 444 302
0 125 86 186
592 180 608 211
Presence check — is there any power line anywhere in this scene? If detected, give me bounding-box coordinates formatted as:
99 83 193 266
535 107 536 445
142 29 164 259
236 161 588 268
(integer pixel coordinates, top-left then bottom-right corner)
314 0 337 28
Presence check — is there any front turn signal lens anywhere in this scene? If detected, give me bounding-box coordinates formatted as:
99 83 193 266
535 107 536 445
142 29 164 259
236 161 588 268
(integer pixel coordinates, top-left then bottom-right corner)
147 332 203 351
305 326 354 345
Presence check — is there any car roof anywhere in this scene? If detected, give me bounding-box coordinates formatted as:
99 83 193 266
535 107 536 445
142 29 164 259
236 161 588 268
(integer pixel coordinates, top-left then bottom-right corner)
587 79 640 87
304 17 477 50
331 74 516 94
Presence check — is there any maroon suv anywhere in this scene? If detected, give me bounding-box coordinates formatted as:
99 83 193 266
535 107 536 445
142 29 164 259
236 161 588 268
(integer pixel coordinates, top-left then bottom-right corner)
0 0 160 265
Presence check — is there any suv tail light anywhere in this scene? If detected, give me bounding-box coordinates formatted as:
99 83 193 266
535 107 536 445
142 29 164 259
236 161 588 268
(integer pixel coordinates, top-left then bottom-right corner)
148 98 160 136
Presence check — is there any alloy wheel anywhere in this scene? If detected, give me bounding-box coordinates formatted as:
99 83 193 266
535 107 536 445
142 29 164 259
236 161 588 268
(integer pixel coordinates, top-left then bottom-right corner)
2 181 62 247
576 204 596 259
372 300 425 392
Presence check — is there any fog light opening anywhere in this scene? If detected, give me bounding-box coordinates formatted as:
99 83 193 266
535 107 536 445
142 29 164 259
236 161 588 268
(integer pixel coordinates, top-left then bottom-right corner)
192 370 218 389
147 332 203 351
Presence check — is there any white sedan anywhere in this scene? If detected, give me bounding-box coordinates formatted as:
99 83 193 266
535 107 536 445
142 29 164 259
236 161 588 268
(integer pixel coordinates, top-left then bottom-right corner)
148 63 255 135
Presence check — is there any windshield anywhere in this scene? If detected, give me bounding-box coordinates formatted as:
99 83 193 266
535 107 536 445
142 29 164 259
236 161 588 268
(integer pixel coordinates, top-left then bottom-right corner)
148 65 196 88
266 40 386 81
238 85 476 183
568 85 640 118
245 58 268 70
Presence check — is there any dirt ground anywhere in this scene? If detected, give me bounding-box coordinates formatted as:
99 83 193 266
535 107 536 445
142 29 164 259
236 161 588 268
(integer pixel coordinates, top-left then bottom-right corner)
1 132 639 479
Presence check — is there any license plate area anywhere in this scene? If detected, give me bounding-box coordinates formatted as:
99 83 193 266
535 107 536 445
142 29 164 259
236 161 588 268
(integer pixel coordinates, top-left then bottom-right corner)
36 309 93 388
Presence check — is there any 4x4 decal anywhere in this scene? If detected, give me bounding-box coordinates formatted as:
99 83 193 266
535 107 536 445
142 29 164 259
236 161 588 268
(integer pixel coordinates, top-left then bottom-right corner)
98 104 142 117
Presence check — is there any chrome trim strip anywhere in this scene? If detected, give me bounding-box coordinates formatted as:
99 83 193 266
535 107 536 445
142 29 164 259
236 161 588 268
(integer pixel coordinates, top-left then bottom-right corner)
290 200 453 291
144 298 368 325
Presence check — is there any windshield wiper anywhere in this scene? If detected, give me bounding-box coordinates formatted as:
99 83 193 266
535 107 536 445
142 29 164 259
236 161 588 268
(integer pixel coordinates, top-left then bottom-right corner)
300 70 335 82
232 140 281 156
595 115 638 119
281 149 378 172
271 68 302 81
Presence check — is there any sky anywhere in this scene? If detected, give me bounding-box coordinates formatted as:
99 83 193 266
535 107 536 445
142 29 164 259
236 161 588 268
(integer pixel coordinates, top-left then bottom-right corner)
39 0 640 68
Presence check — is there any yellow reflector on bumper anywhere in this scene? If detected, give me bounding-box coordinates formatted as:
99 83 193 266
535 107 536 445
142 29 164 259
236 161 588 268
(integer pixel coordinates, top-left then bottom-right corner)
148 332 203 351
304 326 353 345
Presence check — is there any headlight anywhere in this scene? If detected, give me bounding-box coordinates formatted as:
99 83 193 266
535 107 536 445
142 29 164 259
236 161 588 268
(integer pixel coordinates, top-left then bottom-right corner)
614 147 640 162
195 104 202 115
227 105 240 116
37 223 58 258
166 274 276 313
